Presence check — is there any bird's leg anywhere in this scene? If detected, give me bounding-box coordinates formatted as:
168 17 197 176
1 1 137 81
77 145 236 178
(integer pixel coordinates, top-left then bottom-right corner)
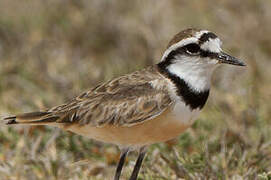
114 148 129 180
129 146 147 180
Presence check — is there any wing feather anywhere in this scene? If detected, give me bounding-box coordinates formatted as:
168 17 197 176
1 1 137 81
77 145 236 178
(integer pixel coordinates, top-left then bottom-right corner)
49 66 173 127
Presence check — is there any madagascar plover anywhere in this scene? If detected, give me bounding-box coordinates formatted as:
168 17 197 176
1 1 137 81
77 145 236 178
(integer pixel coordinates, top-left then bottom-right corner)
4 28 245 180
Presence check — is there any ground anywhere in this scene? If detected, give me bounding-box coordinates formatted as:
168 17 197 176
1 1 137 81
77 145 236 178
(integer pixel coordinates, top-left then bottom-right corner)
0 0 271 179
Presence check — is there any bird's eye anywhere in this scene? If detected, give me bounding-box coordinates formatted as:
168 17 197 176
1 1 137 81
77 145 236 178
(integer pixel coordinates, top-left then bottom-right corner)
185 43 200 54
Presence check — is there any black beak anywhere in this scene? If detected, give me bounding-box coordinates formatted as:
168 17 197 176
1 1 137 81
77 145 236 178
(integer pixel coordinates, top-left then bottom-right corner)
216 52 246 66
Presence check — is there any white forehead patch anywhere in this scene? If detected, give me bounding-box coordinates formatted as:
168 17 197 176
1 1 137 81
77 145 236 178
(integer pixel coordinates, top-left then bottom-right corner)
200 38 222 53
161 37 198 61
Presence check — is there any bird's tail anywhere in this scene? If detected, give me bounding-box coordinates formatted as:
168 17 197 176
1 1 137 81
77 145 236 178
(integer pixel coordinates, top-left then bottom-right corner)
3 111 60 125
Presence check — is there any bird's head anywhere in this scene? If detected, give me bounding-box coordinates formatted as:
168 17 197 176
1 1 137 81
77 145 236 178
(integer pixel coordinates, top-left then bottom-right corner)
158 28 245 91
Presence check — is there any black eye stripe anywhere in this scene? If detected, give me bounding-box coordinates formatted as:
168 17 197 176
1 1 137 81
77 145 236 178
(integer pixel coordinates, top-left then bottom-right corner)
184 43 200 54
199 51 218 58
164 44 201 60
162 42 220 63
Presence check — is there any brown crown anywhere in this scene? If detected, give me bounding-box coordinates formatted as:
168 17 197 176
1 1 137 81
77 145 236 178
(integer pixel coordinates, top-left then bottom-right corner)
167 28 202 48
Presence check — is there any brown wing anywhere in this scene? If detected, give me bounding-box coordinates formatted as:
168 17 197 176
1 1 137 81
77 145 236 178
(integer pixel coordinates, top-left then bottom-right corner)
4 66 172 127
48 66 173 127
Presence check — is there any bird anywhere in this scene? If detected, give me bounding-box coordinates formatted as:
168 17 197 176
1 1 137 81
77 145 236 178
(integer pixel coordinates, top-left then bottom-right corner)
3 28 245 180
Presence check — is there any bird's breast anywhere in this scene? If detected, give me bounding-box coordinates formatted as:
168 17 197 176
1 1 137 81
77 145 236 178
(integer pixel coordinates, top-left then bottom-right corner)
169 100 201 125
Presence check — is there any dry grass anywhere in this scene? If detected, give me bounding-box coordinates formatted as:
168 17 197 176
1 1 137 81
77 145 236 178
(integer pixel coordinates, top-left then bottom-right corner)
0 0 271 179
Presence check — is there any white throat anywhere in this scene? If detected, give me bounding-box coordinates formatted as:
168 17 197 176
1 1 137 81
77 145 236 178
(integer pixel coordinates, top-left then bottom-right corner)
166 55 218 92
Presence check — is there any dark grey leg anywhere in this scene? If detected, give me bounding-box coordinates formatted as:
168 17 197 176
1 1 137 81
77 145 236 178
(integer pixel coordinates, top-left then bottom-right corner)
114 148 129 180
129 147 147 180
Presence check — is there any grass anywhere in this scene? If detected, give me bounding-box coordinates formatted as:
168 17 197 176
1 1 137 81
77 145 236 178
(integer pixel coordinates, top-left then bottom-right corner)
0 0 271 179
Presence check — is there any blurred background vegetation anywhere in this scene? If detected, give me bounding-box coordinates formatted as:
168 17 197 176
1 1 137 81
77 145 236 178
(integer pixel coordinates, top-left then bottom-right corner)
0 0 270 179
